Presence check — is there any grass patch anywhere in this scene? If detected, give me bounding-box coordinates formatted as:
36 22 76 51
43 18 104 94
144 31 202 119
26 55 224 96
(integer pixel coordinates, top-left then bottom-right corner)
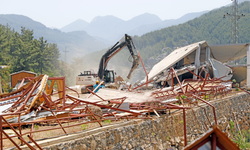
102 119 111 124
81 124 88 130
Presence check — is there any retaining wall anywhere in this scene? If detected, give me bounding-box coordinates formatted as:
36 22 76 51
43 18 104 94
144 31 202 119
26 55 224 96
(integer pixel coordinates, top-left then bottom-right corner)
35 93 250 150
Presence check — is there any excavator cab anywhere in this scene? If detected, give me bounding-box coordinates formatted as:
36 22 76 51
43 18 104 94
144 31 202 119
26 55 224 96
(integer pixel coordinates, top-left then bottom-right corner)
103 70 115 83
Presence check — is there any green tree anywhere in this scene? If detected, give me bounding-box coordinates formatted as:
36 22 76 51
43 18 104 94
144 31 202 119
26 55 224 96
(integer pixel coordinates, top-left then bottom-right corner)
11 27 37 72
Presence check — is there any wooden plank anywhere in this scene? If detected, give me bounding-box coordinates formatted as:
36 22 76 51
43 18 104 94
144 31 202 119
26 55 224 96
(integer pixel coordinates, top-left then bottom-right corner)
56 80 64 104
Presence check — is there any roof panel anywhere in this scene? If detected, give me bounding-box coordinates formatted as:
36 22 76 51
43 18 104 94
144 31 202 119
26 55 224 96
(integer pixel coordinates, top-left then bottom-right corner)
210 43 249 62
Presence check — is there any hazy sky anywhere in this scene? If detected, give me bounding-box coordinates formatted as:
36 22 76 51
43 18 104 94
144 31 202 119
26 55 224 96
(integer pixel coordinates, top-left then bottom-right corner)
0 0 231 29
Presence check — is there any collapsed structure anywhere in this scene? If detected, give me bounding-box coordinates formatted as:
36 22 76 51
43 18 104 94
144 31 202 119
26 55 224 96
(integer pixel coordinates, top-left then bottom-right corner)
0 41 249 149
144 41 249 88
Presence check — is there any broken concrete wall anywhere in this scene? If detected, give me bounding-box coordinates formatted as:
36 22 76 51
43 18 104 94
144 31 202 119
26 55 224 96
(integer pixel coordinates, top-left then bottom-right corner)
210 58 233 81
231 66 247 83
183 45 207 66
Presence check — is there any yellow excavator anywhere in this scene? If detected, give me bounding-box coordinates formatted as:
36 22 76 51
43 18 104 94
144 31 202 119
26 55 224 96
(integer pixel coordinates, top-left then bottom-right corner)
76 34 140 93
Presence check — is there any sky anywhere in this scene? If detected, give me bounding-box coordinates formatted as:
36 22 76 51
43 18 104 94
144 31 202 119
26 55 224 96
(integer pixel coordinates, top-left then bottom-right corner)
0 0 231 29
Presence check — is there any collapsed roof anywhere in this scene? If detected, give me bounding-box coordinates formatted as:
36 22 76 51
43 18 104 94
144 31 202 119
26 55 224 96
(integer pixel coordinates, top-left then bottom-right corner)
146 41 249 85
148 41 208 81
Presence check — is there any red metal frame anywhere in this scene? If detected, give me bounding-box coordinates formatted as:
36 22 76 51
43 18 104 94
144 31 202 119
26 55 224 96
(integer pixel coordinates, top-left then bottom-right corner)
0 65 239 149
137 50 149 89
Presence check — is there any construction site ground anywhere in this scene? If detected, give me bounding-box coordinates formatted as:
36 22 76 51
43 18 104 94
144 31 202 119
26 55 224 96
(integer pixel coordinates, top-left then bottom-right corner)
0 70 247 149
64 87 153 103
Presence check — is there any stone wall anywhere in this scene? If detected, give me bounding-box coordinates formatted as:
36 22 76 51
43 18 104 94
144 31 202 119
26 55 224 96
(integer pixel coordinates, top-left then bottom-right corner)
42 93 250 150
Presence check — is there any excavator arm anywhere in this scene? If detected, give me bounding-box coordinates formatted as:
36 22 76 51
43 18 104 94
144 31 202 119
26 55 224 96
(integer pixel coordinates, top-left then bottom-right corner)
97 34 140 80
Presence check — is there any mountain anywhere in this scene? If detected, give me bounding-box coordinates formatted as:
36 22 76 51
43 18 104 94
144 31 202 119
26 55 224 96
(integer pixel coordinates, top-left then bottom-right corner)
60 12 208 43
238 0 250 4
127 13 162 26
127 11 209 36
85 15 125 40
0 14 108 61
0 14 47 31
61 19 89 32
173 11 210 24
76 13 163 42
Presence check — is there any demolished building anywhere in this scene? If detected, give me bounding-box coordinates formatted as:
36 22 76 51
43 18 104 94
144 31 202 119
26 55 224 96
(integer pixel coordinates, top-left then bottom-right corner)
144 41 250 88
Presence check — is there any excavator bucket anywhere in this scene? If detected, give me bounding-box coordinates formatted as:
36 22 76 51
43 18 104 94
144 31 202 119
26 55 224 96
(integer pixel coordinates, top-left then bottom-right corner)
127 55 140 79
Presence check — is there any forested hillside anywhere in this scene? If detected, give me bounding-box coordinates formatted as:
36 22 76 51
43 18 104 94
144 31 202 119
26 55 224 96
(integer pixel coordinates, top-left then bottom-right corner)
0 15 108 61
77 1 250 82
0 25 74 91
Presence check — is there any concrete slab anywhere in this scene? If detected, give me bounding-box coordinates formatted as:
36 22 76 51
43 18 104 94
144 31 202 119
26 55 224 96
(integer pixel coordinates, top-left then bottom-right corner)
86 88 154 103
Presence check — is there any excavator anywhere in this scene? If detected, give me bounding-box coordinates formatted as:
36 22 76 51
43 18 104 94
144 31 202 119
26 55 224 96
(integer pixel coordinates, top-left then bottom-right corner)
76 34 140 93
